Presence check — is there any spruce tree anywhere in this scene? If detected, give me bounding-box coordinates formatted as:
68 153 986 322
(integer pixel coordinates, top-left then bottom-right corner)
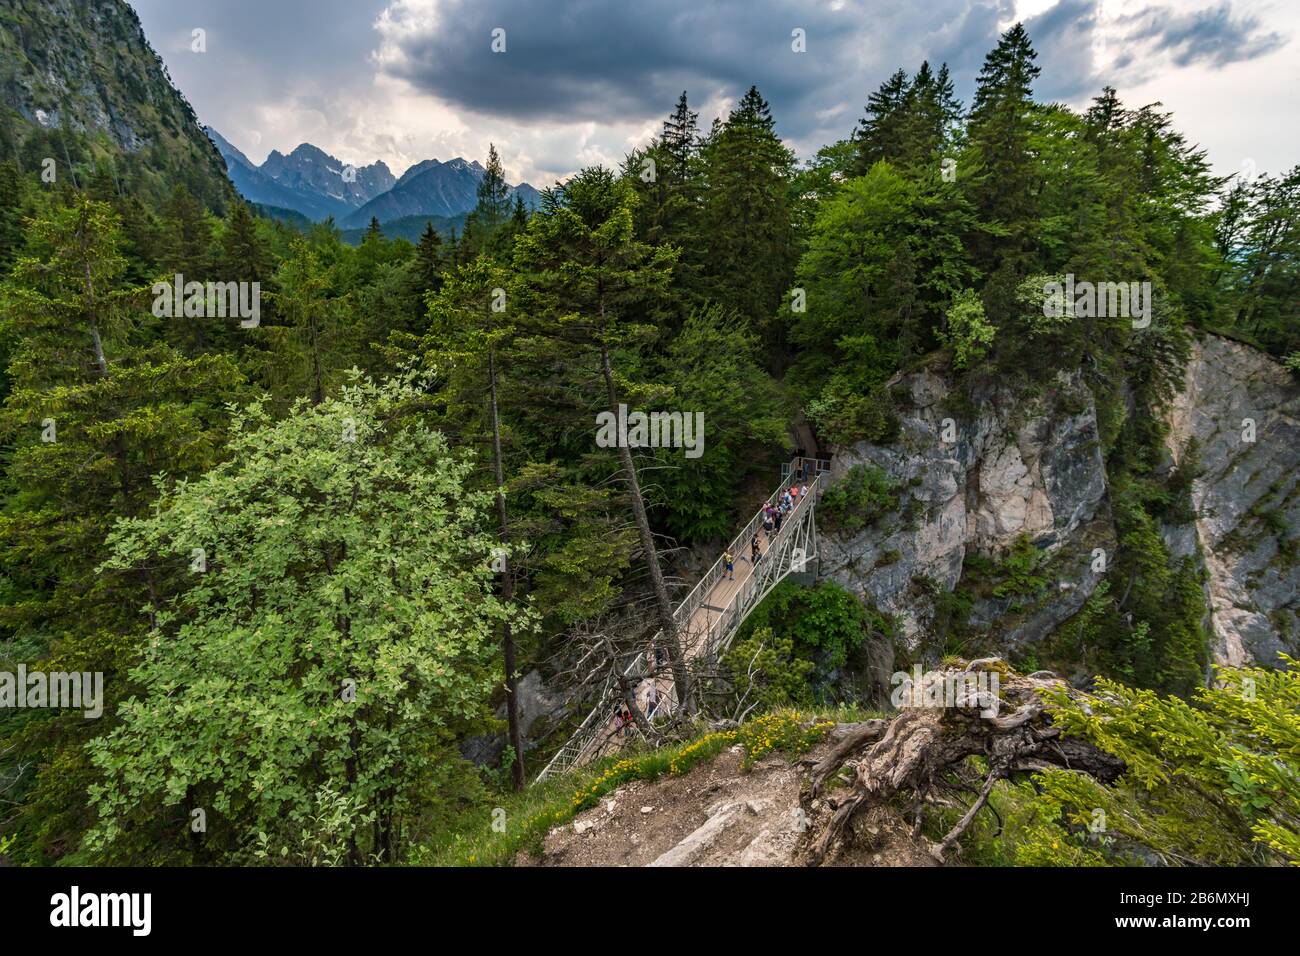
514 166 692 709
0 199 243 862
965 22 1043 277
475 143 511 236
854 69 912 171
700 86 796 345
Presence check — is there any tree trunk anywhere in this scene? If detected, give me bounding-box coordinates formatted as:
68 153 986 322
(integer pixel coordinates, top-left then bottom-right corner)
599 343 691 713
488 345 526 790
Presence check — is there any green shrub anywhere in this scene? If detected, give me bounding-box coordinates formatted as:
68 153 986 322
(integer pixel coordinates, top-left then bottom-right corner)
723 626 816 709
820 464 900 535
736 581 884 677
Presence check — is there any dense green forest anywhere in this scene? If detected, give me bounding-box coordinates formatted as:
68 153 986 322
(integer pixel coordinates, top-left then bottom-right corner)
0 23 1297 866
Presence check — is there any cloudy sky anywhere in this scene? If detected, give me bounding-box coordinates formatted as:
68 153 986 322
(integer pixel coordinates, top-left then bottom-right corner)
128 0 1298 189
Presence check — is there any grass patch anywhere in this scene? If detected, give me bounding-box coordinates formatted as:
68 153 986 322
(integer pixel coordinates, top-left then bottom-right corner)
416 709 835 867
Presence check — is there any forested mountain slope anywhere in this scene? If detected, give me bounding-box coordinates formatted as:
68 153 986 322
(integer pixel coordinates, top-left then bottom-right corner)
0 0 233 210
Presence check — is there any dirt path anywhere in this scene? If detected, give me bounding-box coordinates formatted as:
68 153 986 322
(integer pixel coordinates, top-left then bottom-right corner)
524 729 939 867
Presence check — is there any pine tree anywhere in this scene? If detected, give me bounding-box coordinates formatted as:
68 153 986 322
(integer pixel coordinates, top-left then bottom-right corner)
854 69 912 171
700 86 796 345
409 221 445 308
260 238 348 408
965 22 1044 280
0 199 244 862
418 258 531 788
0 160 26 275
896 61 963 171
161 184 212 278
215 201 272 287
475 143 511 236
514 166 692 709
625 92 706 313
661 91 699 181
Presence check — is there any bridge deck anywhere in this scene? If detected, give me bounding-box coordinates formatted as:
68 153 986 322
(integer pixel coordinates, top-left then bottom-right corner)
574 463 823 768
534 456 828 781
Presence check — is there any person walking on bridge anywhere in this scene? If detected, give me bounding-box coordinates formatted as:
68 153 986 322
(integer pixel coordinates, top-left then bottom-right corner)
724 549 734 580
751 533 762 565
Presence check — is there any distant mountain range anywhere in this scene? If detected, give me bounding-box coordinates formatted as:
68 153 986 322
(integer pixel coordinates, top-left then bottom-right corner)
207 128 541 229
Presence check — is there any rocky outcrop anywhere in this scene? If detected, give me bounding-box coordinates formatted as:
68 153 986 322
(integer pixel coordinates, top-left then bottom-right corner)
818 367 1111 655
1165 335 1300 666
531 734 934 866
817 333 1299 669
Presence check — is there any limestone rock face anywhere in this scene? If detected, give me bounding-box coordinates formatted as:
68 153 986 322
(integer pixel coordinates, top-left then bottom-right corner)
819 367 1110 653
817 333 1299 669
1165 336 1300 666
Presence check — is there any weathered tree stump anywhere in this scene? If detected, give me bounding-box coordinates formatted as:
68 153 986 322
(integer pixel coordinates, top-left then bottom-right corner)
803 660 1124 865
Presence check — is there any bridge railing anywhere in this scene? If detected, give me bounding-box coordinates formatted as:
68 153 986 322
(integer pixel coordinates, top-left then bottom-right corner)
672 456 827 641
534 456 831 782
695 464 825 663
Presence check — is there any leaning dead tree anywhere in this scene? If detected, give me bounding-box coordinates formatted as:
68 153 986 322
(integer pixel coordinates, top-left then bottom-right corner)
802 659 1125 865
547 600 696 757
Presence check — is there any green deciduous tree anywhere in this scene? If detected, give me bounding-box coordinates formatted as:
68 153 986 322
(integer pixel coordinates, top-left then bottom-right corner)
1019 659 1300 866
87 377 518 863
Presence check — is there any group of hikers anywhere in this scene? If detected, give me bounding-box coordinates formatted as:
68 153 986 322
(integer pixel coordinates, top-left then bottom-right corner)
609 463 821 741
614 679 659 737
723 480 810 581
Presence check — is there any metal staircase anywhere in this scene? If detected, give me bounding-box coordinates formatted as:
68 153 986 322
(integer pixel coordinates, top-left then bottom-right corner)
535 457 829 782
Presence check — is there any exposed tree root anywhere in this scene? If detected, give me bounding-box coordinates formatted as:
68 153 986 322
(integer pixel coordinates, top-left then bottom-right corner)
802 660 1124 866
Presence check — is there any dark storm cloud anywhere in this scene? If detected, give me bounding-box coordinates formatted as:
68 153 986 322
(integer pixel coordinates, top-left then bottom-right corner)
1022 0 1103 101
129 0 1293 179
375 0 1286 144
374 0 862 133
1120 2 1285 67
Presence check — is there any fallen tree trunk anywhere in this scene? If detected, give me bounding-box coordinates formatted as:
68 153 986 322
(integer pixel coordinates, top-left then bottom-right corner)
803 660 1124 865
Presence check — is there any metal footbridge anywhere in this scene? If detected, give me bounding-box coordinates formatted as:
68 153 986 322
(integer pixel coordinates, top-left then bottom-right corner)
535 456 829 782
